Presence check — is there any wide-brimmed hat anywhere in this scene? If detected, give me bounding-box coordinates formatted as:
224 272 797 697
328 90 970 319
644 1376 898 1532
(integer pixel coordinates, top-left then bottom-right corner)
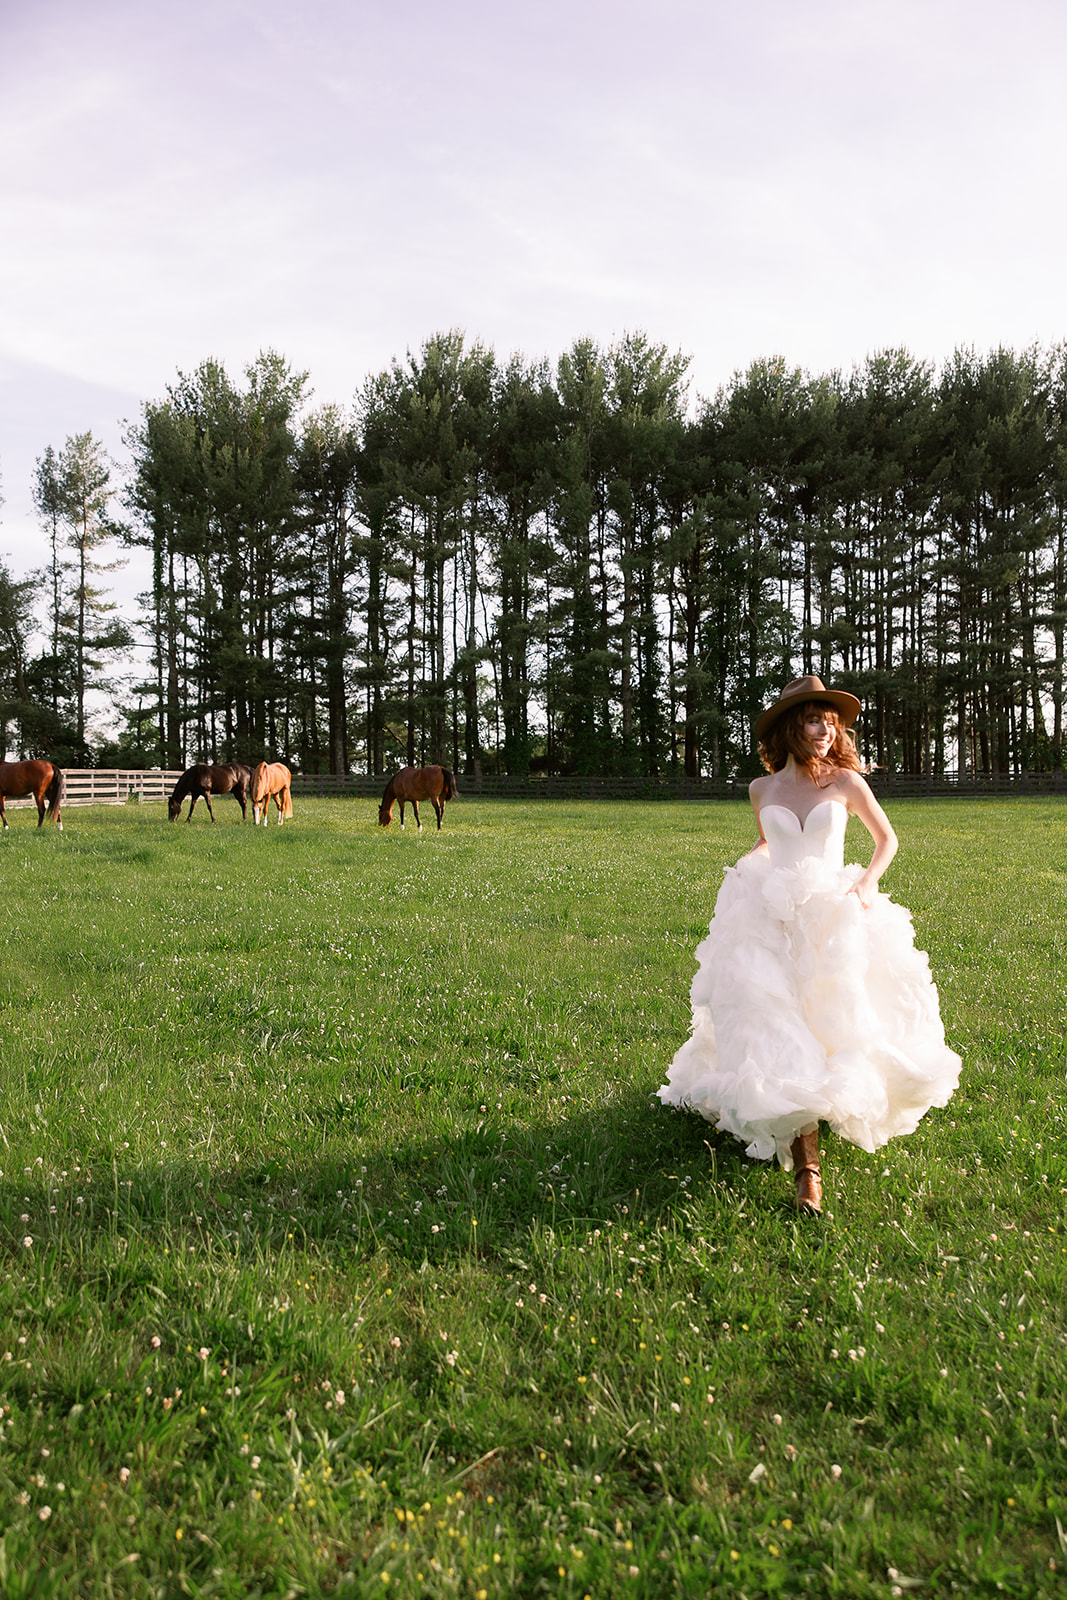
755 675 861 742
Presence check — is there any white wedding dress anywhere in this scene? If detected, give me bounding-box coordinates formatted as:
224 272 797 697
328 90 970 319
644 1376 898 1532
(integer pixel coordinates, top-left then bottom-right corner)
657 800 961 1168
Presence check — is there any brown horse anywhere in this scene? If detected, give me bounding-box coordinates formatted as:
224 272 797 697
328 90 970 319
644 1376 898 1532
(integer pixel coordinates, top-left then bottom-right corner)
0 759 65 831
379 765 458 831
168 762 252 823
250 762 293 826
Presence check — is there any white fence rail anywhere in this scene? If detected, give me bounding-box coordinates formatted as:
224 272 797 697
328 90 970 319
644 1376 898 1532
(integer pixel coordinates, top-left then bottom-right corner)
5 769 183 809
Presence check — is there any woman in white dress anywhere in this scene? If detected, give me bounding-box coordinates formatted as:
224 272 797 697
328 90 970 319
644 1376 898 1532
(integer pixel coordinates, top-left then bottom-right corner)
657 676 961 1215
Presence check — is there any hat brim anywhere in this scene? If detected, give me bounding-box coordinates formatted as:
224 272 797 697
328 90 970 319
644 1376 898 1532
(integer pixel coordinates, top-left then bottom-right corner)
755 688 861 742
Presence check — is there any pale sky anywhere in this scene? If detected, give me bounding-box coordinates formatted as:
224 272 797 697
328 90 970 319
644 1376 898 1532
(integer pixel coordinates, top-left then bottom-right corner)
2 0 1066 623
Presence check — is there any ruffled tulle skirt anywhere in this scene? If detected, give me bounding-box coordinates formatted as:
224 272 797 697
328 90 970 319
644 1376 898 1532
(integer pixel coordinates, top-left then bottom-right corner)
657 851 961 1167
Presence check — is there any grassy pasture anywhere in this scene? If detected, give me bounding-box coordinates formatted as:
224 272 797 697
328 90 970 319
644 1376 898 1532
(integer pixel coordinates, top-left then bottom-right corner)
0 795 1064 1598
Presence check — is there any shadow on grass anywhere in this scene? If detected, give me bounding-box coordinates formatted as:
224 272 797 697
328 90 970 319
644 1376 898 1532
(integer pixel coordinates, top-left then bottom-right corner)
0 1085 803 1271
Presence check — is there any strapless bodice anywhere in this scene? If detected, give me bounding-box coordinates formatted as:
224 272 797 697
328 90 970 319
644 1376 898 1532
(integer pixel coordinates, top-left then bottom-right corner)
760 799 848 871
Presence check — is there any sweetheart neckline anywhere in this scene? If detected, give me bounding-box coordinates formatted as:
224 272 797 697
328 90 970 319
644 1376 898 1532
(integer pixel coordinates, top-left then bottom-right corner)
760 799 849 831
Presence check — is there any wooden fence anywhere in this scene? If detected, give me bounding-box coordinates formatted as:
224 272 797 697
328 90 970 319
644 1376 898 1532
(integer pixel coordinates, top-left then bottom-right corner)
5 769 183 809
292 770 1067 801
6 767 1067 811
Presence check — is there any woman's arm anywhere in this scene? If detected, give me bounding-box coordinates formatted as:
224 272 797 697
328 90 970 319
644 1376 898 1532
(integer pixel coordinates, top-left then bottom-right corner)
842 773 898 906
746 778 770 857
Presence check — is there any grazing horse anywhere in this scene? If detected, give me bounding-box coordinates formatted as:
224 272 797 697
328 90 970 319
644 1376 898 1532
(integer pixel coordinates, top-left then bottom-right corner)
378 765 458 831
250 762 293 826
0 759 65 831
168 762 252 823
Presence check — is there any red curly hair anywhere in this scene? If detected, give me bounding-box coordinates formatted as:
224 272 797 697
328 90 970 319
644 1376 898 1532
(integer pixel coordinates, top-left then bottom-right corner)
758 700 862 780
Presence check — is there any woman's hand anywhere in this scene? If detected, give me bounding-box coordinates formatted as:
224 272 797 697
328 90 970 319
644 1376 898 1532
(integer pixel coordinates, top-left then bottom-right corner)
847 870 878 908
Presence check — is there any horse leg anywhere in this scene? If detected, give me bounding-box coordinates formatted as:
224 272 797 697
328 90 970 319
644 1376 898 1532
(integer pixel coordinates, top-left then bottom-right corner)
412 799 422 832
237 787 247 821
36 789 47 827
204 792 216 823
399 800 405 829
433 797 443 830
0 794 8 830
186 794 199 822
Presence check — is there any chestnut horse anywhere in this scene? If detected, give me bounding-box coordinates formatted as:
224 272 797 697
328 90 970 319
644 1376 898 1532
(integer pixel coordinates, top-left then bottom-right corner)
0 759 65 831
168 762 252 823
250 762 293 825
378 765 458 831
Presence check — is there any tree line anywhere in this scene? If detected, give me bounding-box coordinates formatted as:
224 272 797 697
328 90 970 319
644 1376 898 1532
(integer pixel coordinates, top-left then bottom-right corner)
4 333 1067 778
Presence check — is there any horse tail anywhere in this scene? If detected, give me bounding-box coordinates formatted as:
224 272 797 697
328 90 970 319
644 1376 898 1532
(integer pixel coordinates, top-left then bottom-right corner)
283 779 293 819
442 767 459 800
46 765 66 816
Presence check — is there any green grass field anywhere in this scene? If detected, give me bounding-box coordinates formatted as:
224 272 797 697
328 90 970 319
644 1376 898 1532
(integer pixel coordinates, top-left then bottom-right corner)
0 796 1064 1598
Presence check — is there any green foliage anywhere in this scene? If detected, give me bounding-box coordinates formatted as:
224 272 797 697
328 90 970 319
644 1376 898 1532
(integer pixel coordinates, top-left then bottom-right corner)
0 798 1063 1595
30 433 130 747
116 336 1067 782
0 560 40 759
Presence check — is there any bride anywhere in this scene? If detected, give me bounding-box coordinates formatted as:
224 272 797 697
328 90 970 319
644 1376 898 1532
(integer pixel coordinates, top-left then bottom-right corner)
657 676 961 1215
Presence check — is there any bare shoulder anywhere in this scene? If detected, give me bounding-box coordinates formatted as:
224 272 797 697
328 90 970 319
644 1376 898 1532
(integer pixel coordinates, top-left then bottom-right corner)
833 769 873 807
835 769 895 833
748 774 773 805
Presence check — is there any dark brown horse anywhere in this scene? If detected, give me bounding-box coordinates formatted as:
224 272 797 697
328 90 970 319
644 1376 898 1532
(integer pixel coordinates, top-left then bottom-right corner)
379 765 458 831
0 759 65 830
168 763 252 822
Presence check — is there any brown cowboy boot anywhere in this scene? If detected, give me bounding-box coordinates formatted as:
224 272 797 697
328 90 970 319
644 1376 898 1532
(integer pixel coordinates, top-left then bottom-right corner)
790 1130 822 1216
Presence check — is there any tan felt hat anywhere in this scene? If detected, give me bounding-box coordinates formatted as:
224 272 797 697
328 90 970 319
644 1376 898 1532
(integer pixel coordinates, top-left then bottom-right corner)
755 674 861 742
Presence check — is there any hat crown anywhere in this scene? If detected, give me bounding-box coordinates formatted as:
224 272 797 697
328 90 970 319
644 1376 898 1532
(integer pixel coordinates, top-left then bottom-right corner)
779 675 829 699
